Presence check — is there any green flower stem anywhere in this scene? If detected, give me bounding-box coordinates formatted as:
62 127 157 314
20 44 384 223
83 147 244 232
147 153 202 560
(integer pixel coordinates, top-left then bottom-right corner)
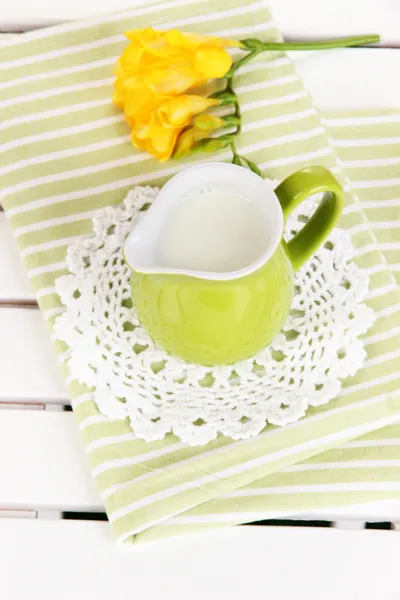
240 34 380 52
227 34 380 78
230 141 261 176
223 33 379 173
224 78 241 135
226 49 262 77
230 141 240 162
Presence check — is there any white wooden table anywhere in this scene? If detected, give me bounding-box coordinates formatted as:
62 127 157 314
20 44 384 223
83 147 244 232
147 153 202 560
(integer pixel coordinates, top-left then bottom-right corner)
1 2 400 598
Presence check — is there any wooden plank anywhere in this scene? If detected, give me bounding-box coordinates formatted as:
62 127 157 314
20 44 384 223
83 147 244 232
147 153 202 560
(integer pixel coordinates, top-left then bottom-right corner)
272 0 400 47
0 520 400 599
1 0 398 46
1 407 400 523
0 308 67 402
0 409 102 510
291 500 400 523
292 48 400 110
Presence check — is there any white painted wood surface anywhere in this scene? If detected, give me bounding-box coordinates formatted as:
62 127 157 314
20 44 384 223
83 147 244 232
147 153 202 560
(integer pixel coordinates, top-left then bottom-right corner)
1 522 400 600
0 308 67 402
1 2 400 597
293 48 400 109
2 0 399 46
1 404 400 521
0 410 101 510
1 401 400 521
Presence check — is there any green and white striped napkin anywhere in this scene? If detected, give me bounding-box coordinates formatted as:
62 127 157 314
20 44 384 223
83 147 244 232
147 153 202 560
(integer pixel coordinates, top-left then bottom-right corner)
0 0 399 544
140 110 400 542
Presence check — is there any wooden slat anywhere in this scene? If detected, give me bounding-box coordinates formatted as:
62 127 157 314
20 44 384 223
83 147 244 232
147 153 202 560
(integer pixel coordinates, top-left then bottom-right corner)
292 48 400 110
272 0 400 47
1 521 400 599
290 500 400 523
0 409 102 510
1 407 400 523
0 308 67 402
1 0 399 46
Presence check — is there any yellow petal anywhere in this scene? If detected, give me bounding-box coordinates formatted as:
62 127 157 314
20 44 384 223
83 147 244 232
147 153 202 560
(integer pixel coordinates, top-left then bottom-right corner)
174 127 208 158
125 27 158 43
119 43 144 73
140 38 172 58
114 77 125 91
133 124 152 140
125 113 134 127
131 133 154 156
163 29 199 50
123 75 143 89
132 123 179 161
194 47 232 78
129 28 177 59
145 67 200 95
124 86 164 124
152 125 179 155
158 95 218 128
183 32 240 48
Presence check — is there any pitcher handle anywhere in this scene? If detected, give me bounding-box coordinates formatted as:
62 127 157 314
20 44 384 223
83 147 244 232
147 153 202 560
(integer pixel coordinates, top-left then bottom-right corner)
274 166 344 272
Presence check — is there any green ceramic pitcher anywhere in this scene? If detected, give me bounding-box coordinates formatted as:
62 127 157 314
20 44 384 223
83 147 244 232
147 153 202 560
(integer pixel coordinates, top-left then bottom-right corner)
124 163 343 365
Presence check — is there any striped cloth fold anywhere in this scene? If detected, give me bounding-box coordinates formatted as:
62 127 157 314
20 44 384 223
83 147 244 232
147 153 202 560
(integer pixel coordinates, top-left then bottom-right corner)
141 110 400 542
0 0 399 544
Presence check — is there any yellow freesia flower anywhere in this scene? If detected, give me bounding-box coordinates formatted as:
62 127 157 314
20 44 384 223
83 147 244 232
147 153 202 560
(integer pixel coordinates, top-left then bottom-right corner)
113 27 238 160
116 27 236 99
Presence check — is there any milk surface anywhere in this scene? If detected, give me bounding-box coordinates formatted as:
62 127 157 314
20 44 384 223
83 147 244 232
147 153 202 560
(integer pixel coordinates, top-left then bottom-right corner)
157 186 266 273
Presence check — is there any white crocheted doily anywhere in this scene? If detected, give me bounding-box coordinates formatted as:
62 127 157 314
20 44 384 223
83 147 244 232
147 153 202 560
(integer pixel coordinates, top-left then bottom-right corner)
54 186 375 445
